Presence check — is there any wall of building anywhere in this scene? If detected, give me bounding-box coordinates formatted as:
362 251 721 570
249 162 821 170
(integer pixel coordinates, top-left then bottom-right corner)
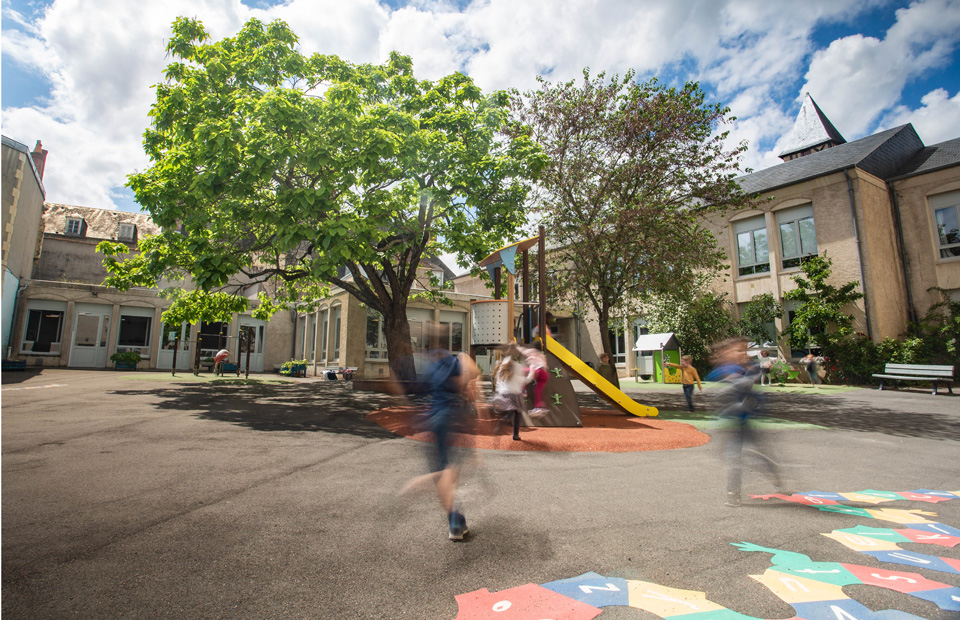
892 168 960 318
853 169 910 340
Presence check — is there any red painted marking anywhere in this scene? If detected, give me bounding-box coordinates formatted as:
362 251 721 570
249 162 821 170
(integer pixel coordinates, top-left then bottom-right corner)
841 564 950 593
455 584 601 620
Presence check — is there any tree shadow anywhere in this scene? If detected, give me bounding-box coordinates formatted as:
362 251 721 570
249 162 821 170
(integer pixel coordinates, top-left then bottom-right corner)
601 389 960 442
108 381 402 438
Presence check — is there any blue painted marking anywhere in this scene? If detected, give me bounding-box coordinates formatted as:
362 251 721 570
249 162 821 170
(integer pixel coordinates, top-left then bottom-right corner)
541 572 630 607
862 550 959 575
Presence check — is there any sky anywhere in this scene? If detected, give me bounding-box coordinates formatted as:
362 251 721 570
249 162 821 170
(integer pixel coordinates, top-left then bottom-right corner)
3 0 960 222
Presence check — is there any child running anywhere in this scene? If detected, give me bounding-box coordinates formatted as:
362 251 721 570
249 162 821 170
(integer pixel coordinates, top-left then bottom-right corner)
490 344 534 440
518 342 550 417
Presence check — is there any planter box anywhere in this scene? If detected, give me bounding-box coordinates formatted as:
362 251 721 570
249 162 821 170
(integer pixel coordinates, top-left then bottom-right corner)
114 361 138 370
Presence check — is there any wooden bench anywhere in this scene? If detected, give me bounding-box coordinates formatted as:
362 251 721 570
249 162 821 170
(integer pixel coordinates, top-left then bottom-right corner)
872 363 955 395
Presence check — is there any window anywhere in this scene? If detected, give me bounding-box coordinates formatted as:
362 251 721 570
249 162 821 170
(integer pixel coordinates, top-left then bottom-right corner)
320 310 329 362
608 327 627 365
117 315 152 347
365 309 387 359
119 223 136 241
198 321 229 352
734 216 769 276
777 205 817 269
309 314 317 360
432 270 445 287
332 306 341 361
65 217 82 235
23 309 64 353
931 192 960 259
438 321 464 352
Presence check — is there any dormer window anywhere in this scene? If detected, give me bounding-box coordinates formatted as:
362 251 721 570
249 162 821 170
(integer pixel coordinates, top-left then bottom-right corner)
119 223 136 241
65 217 82 236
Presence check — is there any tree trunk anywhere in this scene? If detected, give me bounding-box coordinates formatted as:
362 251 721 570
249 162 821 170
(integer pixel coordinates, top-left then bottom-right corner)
383 303 416 383
597 307 613 359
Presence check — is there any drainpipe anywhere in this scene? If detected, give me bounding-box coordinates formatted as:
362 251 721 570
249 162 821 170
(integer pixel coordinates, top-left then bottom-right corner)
887 183 917 323
843 168 873 339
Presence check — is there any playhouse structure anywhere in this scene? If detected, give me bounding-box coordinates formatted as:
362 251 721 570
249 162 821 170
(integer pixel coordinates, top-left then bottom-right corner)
471 227 658 427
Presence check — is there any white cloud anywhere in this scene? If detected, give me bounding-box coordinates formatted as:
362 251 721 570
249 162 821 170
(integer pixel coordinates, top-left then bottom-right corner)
798 0 960 138
881 87 960 144
1 0 958 213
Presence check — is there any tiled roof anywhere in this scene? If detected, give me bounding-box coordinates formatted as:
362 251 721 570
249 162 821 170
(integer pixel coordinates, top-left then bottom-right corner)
777 94 846 158
738 125 923 195
889 136 960 180
42 203 160 241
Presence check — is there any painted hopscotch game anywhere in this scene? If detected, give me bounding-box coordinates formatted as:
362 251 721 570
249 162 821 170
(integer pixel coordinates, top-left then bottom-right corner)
453 489 960 619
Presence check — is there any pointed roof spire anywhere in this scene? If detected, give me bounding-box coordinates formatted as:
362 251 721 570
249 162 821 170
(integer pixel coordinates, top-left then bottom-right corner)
777 94 846 161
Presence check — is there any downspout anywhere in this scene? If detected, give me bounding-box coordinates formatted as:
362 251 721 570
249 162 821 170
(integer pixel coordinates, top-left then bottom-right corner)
887 183 917 323
843 168 873 339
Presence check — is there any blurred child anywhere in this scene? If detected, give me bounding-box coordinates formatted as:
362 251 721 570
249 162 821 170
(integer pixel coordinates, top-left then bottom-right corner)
665 355 702 412
491 344 534 440
708 337 784 507
518 342 549 417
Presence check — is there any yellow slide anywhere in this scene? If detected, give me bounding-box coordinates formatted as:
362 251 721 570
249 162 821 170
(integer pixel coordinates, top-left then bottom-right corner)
546 334 658 417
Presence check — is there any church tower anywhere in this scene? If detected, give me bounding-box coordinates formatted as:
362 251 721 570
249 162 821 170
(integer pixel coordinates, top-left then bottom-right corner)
777 94 846 161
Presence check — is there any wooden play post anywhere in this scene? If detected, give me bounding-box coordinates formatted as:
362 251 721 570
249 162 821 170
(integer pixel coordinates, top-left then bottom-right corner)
172 336 179 376
538 225 546 342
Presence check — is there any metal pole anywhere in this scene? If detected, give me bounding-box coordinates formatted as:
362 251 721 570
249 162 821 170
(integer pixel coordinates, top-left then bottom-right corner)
194 336 202 375
245 327 252 379
522 250 531 342
172 335 178 377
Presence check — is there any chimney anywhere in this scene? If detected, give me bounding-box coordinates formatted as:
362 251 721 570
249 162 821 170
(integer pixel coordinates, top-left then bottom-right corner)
31 140 48 180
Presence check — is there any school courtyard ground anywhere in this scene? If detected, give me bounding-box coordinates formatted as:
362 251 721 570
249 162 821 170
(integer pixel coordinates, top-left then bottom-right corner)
2 368 958 619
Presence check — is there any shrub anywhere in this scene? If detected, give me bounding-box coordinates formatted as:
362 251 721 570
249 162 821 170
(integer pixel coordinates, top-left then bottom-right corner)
280 359 307 375
110 350 142 365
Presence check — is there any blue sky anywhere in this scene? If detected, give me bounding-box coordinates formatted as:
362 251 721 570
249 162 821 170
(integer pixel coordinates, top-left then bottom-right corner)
2 0 959 214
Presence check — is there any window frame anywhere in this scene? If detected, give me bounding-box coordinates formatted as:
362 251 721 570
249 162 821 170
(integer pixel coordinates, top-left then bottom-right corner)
365 309 388 361
332 305 342 362
932 200 960 260
22 308 65 354
65 217 82 236
776 205 818 270
118 223 136 241
608 327 627 366
734 216 770 277
117 315 153 349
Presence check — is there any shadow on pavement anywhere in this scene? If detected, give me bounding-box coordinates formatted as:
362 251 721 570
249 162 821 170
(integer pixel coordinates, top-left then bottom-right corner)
585 390 960 442
109 381 401 438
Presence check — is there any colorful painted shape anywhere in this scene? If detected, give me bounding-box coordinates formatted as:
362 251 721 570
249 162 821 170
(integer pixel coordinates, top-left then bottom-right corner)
912 587 960 611
905 522 960 537
909 489 959 500
541 572 630 607
751 493 840 506
837 492 902 504
734 541 960 611
861 550 960 575
841 563 956 595
454 584 601 620
750 570 845 603
627 580 727 617
791 598 926 620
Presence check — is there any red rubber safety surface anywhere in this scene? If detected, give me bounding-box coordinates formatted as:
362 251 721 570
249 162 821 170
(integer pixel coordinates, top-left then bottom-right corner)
367 405 710 453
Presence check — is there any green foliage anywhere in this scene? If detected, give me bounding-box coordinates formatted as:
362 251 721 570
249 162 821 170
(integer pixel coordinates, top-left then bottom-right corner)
106 17 544 381
782 253 863 356
110 350 142 365
280 359 307 375
735 293 782 345
916 287 960 368
769 360 792 384
641 280 735 373
514 69 755 357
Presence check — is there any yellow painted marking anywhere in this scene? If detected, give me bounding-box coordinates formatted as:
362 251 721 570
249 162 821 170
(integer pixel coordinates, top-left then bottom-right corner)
627 580 725 616
751 570 845 604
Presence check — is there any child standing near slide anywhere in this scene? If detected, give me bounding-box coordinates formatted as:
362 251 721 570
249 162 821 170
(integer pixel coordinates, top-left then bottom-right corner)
491 345 534 440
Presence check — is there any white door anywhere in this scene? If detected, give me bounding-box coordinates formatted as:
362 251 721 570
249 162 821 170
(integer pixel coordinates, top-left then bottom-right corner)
238 319 265 372
70 311 110 367
157 322 192 370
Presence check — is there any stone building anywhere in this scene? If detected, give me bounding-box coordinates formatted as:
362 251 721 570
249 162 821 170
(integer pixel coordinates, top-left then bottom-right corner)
6 191 294 371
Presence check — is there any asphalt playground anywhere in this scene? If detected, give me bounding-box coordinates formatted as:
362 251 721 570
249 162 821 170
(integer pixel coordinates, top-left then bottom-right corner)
2 368 958 619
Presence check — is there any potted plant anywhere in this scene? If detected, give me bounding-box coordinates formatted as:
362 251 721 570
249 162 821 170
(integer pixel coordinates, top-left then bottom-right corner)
110 350 142 370
280 359 308 377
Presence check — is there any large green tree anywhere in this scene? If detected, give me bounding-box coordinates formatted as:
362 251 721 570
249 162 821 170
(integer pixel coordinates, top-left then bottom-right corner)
100 17 543 381
514 71 755 356
782 253 864 356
